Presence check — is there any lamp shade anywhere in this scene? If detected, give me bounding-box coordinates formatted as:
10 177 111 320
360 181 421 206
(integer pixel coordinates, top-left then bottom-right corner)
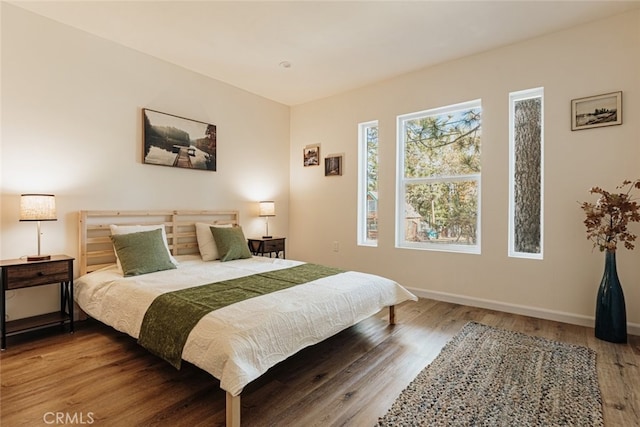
20 194 57 221
259 201 275 217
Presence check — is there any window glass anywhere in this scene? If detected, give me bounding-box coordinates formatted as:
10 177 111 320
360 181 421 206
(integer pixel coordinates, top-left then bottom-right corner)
397 100 481 253
358 121 378 246
509 88 544 258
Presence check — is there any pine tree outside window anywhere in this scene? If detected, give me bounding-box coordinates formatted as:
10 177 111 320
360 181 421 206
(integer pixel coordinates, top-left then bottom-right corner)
509 88 544 259
358 121 379 246
396 100 482 253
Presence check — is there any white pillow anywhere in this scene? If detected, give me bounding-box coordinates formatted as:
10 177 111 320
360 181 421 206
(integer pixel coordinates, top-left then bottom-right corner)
195 222 233 261
109 224 178 271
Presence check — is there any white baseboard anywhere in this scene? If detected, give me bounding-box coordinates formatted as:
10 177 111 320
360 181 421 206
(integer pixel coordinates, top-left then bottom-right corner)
408 287 640 337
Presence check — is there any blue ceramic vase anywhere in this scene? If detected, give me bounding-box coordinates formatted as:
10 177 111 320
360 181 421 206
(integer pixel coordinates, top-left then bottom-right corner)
594 250 627 343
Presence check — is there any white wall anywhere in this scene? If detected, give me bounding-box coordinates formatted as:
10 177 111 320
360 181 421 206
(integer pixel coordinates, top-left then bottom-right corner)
0 4 290 320
289 10 640 331
2 4 639 334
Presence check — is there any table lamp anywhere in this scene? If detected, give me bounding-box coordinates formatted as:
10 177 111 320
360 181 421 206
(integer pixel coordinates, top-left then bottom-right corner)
259 201 275 238
20 194 57 261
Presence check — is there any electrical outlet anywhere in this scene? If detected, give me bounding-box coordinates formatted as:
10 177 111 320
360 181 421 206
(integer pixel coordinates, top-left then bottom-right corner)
332 241 339 252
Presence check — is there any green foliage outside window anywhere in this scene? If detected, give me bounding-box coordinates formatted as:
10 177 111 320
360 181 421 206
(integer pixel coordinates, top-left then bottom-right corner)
400 104 481 247
366 125 379 241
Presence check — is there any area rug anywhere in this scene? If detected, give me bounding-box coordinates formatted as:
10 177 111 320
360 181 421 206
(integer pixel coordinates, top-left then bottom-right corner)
377 322 603 426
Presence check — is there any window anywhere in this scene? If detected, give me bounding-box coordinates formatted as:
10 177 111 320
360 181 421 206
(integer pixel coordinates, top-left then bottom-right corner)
509 88 544 259
397 100 481 253
358 121 379 246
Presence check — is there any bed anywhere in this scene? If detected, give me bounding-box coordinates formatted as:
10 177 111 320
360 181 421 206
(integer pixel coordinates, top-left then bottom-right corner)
75 210 417 426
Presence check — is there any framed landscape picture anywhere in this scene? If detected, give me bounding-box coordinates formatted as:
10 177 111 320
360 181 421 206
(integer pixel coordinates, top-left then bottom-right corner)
303 145 320 167
571 91 622 131
325 155 342 176
142 109 217 171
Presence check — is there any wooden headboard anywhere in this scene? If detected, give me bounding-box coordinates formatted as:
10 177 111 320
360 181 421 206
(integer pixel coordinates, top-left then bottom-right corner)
78 210 239 276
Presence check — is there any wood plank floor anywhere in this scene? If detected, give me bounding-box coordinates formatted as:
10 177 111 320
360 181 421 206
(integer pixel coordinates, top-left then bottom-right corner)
1 298 638 426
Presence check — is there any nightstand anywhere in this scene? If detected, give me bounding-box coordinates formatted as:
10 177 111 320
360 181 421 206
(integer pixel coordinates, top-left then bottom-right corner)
247 237 286 259
0 255 74 349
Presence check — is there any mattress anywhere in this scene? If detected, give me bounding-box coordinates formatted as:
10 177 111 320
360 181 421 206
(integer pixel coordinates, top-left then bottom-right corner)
74 255 417 396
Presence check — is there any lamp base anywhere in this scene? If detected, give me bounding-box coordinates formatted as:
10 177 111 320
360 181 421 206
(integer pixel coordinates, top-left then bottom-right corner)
262 235 273 239
27 254 51 261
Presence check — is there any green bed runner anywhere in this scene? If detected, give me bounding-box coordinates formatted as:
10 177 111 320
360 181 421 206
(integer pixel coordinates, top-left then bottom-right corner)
138 263 344 369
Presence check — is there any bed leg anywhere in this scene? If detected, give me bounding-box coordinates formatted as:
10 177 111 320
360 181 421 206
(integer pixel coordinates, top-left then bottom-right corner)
389 305 395 325
226 392 241 427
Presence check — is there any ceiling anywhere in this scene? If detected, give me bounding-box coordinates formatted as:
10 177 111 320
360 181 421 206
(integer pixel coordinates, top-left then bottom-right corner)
9 0 640 106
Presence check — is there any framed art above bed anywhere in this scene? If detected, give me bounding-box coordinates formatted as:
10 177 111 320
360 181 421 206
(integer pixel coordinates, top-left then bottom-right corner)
142 109 217 171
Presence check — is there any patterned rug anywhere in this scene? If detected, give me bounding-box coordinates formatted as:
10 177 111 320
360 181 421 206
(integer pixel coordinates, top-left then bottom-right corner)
377 322 603 426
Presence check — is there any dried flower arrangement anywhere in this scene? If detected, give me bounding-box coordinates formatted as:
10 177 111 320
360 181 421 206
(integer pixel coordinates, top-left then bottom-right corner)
581 179 640 252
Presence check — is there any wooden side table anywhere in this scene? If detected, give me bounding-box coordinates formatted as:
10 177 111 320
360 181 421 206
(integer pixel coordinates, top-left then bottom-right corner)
247 237 286 259
0 255 74 349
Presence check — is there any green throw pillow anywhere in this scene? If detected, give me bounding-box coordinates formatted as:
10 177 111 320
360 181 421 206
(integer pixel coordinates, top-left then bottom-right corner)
110 229 177 276
211 226 252 262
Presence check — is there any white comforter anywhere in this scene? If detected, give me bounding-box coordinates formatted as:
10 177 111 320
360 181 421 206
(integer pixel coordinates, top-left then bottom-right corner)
74 256 417 396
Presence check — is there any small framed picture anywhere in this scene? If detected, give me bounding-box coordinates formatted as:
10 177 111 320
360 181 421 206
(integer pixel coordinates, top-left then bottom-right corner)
303 145 320 167
325 155 342 176
571 91 622 131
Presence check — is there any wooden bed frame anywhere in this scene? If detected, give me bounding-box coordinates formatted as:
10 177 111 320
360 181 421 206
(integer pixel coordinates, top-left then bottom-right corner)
78 210 239 276
77 209 395 427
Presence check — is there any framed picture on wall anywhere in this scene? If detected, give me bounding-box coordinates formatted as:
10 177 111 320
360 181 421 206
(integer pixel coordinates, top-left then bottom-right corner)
142 108 217 171
303 145 320 166
324 155 342 176
571 91 622 131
